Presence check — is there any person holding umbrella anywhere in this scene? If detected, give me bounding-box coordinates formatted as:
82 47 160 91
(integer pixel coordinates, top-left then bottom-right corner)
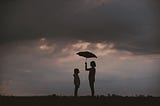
85 61 96 96
76 51 97 96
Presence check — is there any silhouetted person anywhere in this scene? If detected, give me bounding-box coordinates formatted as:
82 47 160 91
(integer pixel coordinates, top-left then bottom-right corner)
85 61 96 96
73 68 80 97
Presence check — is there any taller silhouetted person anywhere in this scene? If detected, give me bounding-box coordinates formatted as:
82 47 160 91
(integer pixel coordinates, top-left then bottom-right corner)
85 61 96 96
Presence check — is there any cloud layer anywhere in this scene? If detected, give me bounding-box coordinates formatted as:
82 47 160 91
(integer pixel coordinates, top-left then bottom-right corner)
0 0 160 54
0 39 160 96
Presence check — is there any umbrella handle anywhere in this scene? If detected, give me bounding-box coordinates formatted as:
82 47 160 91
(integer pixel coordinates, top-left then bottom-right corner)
85 58 87 63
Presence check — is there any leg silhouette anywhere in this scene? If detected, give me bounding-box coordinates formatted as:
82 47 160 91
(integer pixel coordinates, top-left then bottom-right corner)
89 81 95 96
74 86 79 97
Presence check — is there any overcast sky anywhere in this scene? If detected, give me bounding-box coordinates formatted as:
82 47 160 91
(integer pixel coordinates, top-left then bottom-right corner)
0 0 160 96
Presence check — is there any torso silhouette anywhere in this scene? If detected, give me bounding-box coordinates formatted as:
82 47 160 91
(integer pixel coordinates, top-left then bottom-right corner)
88 67 96 82
73 74 80 87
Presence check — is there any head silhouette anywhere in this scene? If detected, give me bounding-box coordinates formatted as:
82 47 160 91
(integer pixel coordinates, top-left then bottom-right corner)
74 68 79 74
90 61 96 67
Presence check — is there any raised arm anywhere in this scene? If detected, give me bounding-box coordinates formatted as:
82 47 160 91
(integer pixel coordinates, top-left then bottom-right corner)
85 62 90 71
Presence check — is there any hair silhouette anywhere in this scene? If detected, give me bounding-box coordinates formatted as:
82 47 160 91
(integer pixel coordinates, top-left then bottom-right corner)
85 61 96 96
73 68 80 97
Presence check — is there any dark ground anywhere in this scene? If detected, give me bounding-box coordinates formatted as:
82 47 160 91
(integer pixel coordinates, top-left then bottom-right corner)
0 95 160 106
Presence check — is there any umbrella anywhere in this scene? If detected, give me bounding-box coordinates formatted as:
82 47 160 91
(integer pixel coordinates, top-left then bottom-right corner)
76 51 97 61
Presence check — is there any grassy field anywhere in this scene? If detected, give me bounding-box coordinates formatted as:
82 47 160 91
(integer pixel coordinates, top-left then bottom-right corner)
0 95 160 106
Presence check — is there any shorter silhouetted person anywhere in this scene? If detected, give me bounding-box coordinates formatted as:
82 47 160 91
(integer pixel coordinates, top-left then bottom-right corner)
85 61 96 96
73 68 80 97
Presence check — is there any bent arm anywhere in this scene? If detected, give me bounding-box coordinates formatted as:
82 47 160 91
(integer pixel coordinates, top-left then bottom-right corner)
85 62 90 71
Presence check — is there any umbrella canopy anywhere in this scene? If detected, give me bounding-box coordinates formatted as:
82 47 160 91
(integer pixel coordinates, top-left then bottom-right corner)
76 51 97 58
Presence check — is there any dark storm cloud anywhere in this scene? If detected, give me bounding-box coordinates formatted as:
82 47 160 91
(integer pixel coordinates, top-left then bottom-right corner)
0 0 160 54
150 0 160 53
